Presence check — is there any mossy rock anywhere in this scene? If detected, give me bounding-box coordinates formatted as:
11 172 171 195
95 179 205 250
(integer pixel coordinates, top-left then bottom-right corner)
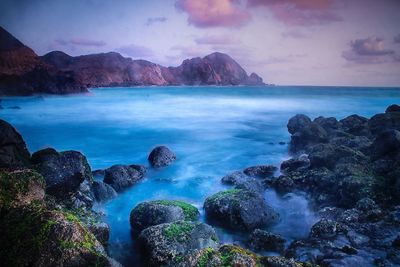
139 221 219 266
0 169 45 210
130 200 199 232
204 189 279 231
0 202 111 266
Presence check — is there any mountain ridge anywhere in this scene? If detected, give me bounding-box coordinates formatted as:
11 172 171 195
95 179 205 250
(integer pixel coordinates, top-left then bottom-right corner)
0 26 265 96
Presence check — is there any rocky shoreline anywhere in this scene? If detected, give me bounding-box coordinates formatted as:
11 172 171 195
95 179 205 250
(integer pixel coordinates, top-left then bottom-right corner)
0 104 399 266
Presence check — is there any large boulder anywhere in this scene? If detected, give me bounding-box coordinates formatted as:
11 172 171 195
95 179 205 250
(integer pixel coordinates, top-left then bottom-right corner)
103 164 146 192
0 204 112 266
369 112 400 135
138 221 219 266
204 189 279 231
0 119 31 169
31 148 92 198
314 116 340 134
130 200 199 233
339 114 370 136
287 114 312 134
0 169 45 209
148 146 176 168
91 181 117 202
370 130 400 159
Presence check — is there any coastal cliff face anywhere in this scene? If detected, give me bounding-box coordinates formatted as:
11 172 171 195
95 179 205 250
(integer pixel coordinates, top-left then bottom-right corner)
0 27 87 96
0 27 265 95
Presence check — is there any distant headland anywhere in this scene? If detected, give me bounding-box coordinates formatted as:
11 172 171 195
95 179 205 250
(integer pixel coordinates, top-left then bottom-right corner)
0 26 265 96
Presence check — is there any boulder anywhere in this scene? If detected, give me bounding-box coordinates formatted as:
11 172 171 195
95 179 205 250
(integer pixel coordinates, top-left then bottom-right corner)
0 119 31 169
103 164 146 192
138 221 219 266
0 204 111 266
280 154 310 174
0 169 45 209
248 229 286 253
287 114 312 134
32 148 92 198
148 146 176 168
204 189 279 231
369 112 400 135
314 116 340 134
309 219 347 239
91 181 117 202
88 222 110 246
243 165 277 178
386 104 400 113
289 122 328 152
370 130 400 159
339 114 370 136
221 171 264 193
130 200 199 233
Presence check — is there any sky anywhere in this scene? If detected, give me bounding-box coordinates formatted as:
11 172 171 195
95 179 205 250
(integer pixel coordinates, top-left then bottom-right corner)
1 0 400 87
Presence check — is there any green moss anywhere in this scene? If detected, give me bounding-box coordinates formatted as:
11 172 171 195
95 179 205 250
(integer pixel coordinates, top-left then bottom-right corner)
196 247 216 267
164 221 195 242
153 200 199 221
0 170 45 209
206 189 242 202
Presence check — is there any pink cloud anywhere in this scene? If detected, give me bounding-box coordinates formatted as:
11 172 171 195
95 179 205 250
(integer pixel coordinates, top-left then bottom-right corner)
247 0 342 26
175 0 251 28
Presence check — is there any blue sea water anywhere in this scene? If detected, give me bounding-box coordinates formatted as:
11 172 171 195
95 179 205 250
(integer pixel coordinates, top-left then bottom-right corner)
1 86 399 265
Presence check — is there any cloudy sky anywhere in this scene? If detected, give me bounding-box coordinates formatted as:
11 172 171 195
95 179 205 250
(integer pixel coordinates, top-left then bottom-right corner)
1 0 400 86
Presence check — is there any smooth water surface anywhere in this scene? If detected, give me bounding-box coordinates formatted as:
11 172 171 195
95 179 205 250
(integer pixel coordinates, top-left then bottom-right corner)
1 86 399 265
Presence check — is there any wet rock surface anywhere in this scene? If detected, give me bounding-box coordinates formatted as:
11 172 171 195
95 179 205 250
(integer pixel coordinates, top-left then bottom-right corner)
148 146 176 168
103 164 146 192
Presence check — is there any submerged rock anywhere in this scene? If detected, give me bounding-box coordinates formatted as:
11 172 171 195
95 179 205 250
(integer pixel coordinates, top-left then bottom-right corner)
91 181 117 202
0 119 31 169
138 221 219 266
148 146 176 168
204 189 279 231
103 164 146 192
221 171 264 193
32 148 93 198
130 200 199 233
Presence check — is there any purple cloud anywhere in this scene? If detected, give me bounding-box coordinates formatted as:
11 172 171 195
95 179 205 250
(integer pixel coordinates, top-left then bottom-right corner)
247 0 341 26
146 17 167 26
175 0 251 28
117 44 154 58
281 30 310 39
342 36 397 64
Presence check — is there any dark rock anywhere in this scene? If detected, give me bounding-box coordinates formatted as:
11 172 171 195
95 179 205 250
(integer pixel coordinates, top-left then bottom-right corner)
103 164 145 192
310 219 347 239
91 181 117 202
386 104 400 113
370 129 400 159
148 146 176 168
204 189 279 231
248 229 286 253
280 154 310 174
32 148 92 198
339 114 370 136
0 169 45 209
278 141 286 145
221 171 264 193
289 122 328 152
272 175 295 193
355 197 378 211
88 222 110 246
369 112 400 135
331 136 372 154
243 165 277 178
314 116 340 133
392 235 400 248
138 221 219 266
287 114 312 134
92 169 105 178
130 200 199 233
0 119 31 169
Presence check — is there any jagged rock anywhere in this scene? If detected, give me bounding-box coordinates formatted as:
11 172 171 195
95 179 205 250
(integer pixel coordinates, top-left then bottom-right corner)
130 200 199 233
91 181 117 202
0 119 31 169
103 164 146 192
248 229 286 253
138 221 219 266
204 189 279 231
31 148 92 198
148 146 176 168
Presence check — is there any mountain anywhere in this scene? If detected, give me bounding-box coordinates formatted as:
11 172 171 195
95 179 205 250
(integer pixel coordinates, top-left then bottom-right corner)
0 27 265 95
0 27 87 95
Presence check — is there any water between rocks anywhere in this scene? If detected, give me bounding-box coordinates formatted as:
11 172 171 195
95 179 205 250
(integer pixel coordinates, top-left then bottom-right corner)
1 86 399 266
